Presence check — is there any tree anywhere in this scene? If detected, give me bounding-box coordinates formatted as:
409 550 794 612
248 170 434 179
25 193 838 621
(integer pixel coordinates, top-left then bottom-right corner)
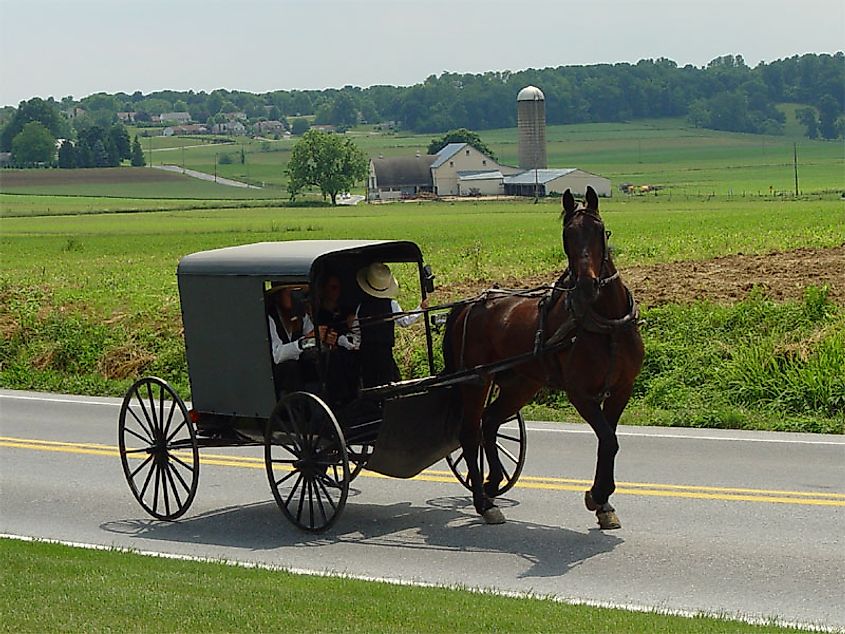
796 107 819 139
286 129 368 205
291 117 310 135
58 139 77 168
130 135 146 167
1 97 70 151
427 128 497 160
11 121 56 165
329 92 359 128
109 124 131 161
817 94 841 140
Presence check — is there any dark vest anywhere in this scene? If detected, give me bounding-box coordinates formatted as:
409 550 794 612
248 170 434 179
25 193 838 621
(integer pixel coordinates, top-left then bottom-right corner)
358 297 394 348
316 306 351 336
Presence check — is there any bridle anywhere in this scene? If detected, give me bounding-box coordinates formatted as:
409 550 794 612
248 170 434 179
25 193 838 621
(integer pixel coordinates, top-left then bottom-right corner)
557 207 618 297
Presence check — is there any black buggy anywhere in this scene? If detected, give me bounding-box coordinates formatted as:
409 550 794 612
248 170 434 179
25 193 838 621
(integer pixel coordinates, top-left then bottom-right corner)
118 240 526 531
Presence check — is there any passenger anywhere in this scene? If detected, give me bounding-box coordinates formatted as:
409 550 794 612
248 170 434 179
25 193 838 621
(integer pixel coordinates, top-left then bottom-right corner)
354 262 429 388
266 285 315 395
315 274 359 404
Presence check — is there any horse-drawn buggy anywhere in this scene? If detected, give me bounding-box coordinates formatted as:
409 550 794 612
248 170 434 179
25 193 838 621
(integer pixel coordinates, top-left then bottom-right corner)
119 188 643 532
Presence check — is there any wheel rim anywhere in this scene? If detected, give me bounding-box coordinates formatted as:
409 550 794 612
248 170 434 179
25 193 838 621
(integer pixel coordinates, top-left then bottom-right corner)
266 392 349 532
446 410 527 496
119 377 198 520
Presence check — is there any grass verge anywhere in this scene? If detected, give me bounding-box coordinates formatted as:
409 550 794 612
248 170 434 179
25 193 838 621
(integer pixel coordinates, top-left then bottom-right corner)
0 538 808 633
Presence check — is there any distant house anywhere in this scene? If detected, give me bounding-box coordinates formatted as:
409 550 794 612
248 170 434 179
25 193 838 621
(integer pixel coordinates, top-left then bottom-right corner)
430 143 520 196
254 120 286 135
222 111 247 122
211 121 247 135
160 112 192 124
163 124 209 136
117 112 138 123
64 106 86 119
0 152 12 167
311 124 336 133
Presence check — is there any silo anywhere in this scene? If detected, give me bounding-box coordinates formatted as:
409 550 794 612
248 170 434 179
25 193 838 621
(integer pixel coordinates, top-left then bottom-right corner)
517 85 547 169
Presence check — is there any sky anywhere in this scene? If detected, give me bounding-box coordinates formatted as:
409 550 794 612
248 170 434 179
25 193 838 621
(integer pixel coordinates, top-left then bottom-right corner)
1 0 843 107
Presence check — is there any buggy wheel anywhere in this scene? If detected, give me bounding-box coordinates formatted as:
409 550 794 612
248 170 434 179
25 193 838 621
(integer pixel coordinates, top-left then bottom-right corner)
118 377 199 520
265 392 350 532
446 410 527 496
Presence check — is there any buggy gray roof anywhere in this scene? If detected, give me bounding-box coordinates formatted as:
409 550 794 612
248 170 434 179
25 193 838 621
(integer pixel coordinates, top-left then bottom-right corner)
178 240 424 278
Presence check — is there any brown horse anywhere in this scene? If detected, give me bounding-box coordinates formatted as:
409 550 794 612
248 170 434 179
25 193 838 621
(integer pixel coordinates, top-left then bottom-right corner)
443 186 644 529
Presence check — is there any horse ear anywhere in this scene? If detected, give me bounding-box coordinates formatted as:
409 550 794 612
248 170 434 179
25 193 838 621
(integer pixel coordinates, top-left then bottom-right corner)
562 189 576 216
585 186 599 211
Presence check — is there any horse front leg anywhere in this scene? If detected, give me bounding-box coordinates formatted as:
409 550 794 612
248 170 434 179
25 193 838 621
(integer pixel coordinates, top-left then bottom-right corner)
570 396 621 530
458 383 505 524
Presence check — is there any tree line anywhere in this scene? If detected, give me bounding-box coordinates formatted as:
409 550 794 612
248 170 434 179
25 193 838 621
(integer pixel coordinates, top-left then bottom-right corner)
1 53 843 164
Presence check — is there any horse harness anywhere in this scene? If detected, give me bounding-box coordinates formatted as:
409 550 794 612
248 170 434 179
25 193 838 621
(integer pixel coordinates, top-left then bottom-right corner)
531 208 640 403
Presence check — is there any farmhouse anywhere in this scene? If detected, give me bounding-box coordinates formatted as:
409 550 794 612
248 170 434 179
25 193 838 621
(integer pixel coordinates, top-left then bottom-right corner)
160 112 192 124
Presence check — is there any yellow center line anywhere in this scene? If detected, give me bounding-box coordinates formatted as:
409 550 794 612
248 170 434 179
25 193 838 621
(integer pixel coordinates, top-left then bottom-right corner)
2 436 843 507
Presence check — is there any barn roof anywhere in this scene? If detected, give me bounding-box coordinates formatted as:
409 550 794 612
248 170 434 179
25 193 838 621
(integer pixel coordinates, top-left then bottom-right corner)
430 143 467 168
457 170 503 181
504 168 577 185
371 155 436 188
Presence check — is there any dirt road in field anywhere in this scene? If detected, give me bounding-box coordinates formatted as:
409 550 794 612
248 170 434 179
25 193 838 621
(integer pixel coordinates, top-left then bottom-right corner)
448 246 845 307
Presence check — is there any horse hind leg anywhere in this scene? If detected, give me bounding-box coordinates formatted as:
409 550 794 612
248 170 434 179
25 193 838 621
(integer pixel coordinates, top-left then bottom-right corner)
458 382 505 524
481 377 536 498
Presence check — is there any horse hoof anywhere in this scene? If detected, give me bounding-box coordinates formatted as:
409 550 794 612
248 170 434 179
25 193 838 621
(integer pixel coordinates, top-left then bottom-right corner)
584 490 599 511
482 507 506 525
597 509 622 530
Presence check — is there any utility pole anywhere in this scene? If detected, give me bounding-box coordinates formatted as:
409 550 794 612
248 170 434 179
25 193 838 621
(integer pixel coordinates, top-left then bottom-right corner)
793 142 799 197
214 153 218 183
181 140 185 171
148 136 152 168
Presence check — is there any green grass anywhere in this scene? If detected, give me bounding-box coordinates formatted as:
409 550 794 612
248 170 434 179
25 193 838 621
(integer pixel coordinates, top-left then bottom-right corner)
0 539 806 633
1 196 843 432
4 116 842 200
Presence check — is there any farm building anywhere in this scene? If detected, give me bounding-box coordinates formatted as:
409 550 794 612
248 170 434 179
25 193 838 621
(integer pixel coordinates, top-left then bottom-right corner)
160 112 192 124
503 169 611 197
368 154 436 200
367 85 611 201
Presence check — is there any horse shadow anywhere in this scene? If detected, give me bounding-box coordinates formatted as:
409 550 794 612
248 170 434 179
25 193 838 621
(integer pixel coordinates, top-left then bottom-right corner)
101 492 621 580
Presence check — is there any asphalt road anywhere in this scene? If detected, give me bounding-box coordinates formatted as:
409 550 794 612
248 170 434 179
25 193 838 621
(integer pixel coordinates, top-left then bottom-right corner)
1 389 843 629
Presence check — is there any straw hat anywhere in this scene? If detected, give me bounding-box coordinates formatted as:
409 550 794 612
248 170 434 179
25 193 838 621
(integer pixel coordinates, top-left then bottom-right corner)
356 262 399 299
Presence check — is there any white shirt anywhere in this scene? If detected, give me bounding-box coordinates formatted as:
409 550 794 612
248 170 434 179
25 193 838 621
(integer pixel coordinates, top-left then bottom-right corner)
268 313 314 364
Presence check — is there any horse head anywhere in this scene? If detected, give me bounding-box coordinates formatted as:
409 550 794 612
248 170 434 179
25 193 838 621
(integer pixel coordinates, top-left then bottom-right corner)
561 186 610 306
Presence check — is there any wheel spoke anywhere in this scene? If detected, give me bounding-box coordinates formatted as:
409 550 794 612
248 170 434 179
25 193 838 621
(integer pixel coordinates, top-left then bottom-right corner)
497 433 521 443
126 407 155 442
158 384 165 438
312 479 328 526
166 419 188 444
270 458 298 464
274 469 298 488
134 390 155 435
162 398 178 440
166 459 192 494
160 464 171 517
295 476 307 523
496 441 519 465
146 382 159 429
307 479 316 529
130 453 154 479
284 473 304 507
169 452 196 474
500 462 512 483
163 460 182 509
152 462 161 514
124 427 153 447
315 476 338 511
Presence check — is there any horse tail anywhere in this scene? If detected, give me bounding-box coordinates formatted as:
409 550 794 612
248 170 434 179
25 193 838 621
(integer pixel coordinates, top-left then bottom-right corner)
441 304 467 373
